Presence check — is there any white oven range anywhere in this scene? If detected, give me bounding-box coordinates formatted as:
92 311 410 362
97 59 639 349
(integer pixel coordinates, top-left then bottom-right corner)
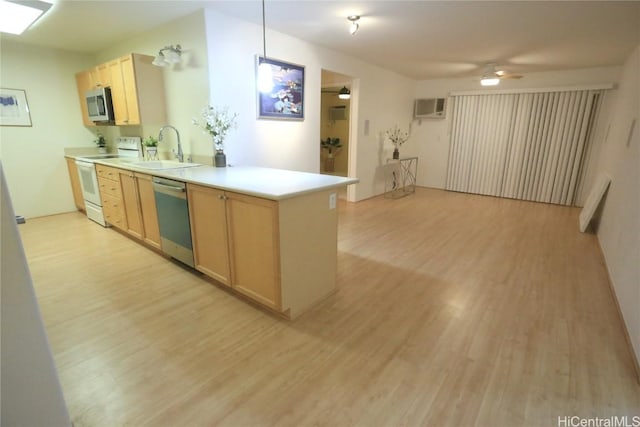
75 137 142 226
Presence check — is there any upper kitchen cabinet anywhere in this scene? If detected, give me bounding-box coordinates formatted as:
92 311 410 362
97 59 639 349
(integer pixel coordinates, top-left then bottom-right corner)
108 53 166 126
75 64 113 126
75 53 166 127
75 70 95 127
90 63 111 89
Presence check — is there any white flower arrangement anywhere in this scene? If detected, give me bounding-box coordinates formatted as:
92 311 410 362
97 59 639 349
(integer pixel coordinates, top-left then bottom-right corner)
192 105 238 152
385 125 409 148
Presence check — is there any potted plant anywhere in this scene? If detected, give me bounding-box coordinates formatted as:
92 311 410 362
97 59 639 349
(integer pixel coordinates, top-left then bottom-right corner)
192 105 238 167
143 136 158 160
321 137 342 172
94 131 107 153
385 125 409 159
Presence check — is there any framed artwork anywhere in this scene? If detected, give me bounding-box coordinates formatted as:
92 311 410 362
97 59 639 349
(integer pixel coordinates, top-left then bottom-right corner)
0 88 32 127
256 56 304 120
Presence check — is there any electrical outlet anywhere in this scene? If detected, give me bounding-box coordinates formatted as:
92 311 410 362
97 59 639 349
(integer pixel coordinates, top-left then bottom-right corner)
329 192 337 209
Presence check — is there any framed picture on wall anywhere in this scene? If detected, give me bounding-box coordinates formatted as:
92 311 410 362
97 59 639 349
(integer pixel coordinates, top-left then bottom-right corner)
0 88 32 127
256 56 304 121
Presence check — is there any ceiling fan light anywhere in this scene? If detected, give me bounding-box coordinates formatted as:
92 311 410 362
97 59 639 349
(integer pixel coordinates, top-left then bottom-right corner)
480 77 500 86
338 86 351 99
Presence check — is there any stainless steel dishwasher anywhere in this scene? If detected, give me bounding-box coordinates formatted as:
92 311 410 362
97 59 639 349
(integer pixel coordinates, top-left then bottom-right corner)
152 177 194 268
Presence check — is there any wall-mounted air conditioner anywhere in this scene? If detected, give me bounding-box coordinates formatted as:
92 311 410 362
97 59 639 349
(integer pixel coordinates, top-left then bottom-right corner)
329 106 347 121
414 98 446 119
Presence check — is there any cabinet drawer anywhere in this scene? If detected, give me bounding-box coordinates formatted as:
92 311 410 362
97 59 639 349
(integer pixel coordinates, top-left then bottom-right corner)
104 210 126 230
102 193 123 214
98 178 122 198
96 164 120 181
102 193 125 228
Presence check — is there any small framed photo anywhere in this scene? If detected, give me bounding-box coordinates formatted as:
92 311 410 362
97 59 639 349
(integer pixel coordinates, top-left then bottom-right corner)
256 56 304 121
0 88 32 127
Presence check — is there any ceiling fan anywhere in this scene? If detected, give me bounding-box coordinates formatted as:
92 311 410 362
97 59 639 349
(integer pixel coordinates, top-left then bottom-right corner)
480 63 523 86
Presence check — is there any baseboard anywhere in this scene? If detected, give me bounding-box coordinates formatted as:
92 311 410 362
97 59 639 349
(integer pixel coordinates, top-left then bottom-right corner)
596 239 640 385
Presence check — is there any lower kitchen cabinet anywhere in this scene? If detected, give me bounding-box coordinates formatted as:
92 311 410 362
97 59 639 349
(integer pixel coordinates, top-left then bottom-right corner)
187 183 338 317
119 170 143 239
136 173 161 249
187 184 231 286
118 169 160 249
68 158 353 318
65 157 85 211
187 184 280 309
96 164 127 230
226 192 281 310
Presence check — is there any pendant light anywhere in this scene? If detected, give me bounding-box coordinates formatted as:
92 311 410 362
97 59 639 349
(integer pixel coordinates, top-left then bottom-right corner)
338 86 351 100
257 0 273 93
347 15 360 35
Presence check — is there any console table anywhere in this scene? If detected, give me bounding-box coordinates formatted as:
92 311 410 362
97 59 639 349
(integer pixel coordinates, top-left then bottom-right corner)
385 156 418 198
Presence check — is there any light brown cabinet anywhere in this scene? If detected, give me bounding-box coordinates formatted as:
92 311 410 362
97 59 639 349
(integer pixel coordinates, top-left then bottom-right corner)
187 183 340 317
96 164 127 230
65 157 85 211
75 53 166 127
108 53 166 126
81 161 341 318
135 173 161 249
187 184 232 286
226 192 281 310
119 170 143 239
74 70 94 127
90 63 111 89
187 184 280 310
118 169 161 249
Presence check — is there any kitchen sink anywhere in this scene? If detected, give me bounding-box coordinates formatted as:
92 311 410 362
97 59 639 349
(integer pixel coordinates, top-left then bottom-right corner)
129 160 202 170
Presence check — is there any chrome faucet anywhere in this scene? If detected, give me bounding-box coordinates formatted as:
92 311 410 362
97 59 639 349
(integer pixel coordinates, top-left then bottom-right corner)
158 125 183 163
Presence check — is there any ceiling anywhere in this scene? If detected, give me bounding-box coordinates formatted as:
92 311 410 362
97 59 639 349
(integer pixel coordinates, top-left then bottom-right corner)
2 1 639 80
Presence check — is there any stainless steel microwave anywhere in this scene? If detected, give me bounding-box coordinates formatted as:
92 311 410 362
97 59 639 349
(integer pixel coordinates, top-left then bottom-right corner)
85 87 114 123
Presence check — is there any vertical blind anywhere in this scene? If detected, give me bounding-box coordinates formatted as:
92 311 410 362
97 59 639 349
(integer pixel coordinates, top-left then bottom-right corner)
446 89 602 206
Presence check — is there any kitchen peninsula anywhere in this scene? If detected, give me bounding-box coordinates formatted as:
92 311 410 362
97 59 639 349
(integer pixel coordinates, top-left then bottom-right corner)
67 156 358 319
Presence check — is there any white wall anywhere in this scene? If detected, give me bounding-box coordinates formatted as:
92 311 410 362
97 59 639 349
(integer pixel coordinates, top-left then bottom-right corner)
0 41 95 218
94 10 210 164
1 163 71 426
592 45 640 372
413 66 622 205
203 9 416 201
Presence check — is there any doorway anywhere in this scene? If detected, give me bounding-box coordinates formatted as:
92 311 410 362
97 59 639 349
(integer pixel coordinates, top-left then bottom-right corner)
320 70 353 178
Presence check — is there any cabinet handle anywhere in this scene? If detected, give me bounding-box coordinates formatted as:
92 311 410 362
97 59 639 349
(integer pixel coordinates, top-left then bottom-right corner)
218 194 228 200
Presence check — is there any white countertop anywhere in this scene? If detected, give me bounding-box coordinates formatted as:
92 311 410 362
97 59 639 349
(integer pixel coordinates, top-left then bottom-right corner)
80 157 358 200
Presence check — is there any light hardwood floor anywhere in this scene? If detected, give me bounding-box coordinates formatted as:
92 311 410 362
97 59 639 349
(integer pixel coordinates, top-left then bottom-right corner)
20 187 640 426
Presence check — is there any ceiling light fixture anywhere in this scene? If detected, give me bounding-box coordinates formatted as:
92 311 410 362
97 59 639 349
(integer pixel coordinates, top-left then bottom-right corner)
152 44 182 67
257 0 273 93
347 15 360 35
0 0 52 35
480 63 501 86
480 77 500 86
338 86 351 100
